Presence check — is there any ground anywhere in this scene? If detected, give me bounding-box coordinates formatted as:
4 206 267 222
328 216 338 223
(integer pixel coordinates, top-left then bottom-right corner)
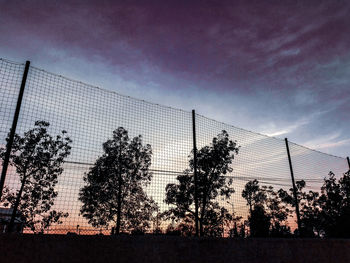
0 234 349 263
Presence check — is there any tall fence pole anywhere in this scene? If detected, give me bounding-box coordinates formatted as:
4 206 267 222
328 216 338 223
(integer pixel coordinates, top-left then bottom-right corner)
347 157 350 170
285 138 302 235
0 61 30 201
192 110 199 237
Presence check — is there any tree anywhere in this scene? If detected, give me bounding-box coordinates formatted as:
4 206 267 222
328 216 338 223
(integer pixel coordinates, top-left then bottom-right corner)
280 172 350 237
263 186 291 237
279 180 321 237
170 217 196 237
79 127 157 234
229 222 239 237
152 207 163 234
226 201 243 238
164 130 239 237
318 171 350 237
123 189 158 234
242 180 291 237
0 121 71 233
279 171 350 238
242 179 266 214
249 204 270 237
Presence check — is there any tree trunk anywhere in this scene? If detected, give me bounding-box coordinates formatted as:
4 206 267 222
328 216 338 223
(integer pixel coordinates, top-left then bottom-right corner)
115 147 123 235
116 173 122 235
200 196 207 237
199 217 203 237
8 174 27 232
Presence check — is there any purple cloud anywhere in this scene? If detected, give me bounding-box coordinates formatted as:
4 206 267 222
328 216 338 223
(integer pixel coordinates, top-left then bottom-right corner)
0 0 349 156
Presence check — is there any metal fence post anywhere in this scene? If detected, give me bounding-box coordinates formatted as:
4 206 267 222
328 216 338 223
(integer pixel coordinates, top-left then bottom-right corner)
347 157 350 170
285 138 302 235
192 110 199 237
0 61 30 201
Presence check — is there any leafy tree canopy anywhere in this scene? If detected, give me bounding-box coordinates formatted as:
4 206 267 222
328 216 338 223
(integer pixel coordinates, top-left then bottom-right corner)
278 170 350 238
0 121 71 233
318 171 350 237
242 180 291 237
79 127 157 234
164 130 239 237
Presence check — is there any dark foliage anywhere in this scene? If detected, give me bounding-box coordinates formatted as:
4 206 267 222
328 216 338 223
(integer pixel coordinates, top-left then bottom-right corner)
79 127 158 234
249 205 270 237
164 130 240 237
0 121 71 233
318 171 350 237
279 170 350 238
242 180 291 237
279 180 322 237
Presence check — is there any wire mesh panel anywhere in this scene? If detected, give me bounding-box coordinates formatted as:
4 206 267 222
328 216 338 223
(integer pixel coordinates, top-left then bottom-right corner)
195 114 293 235
0 59 24 150
0 58 348 237
1 62 193 234
289 142 348 192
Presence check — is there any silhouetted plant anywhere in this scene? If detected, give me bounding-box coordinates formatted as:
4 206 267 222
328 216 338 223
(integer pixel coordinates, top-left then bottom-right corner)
123 189 158 234
263 185 291 236
79 127 157 234
279 180 321 237
0 121 71 233
174 218 196 237
318 171 350 237
152 208 163 234
279 171 350 238
242 180 291 237
165 220 182 236
239 221 248 237
164 130 239 237
242 179 266 214
249 204 270 237
202 204 234 237
226 201 243 238
229 222 239 237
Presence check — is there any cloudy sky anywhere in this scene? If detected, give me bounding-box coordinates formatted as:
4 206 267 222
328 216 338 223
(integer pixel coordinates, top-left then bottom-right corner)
0 0 349 157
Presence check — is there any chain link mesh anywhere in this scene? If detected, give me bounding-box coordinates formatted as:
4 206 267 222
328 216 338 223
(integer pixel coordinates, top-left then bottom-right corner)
0 58 348 235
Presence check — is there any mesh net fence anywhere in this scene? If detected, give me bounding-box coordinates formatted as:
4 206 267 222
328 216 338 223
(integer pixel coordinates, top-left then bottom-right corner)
0 58 348 236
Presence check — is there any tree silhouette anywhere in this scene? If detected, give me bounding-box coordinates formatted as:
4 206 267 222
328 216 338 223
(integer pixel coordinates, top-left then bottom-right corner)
0 121 71 233
242 179 266 214
229 222 239 237
169 217 196 237
152 207 163 234
242 180 291 237
279 180 321 237
278 171 350 238
123 189 158 235
79 127 157 234
264 186 291 237
249 204 270 237
318 171 350 237
164 130 239 237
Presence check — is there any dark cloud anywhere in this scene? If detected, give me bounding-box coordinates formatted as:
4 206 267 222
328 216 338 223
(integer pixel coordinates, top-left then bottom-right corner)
2 1 349 84
0 0 349 155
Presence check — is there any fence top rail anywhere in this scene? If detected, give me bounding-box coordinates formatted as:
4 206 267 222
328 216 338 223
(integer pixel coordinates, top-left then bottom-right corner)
0 57 346 161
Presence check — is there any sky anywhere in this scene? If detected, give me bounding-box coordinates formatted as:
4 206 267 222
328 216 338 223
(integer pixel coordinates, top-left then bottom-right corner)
0 0 349 157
